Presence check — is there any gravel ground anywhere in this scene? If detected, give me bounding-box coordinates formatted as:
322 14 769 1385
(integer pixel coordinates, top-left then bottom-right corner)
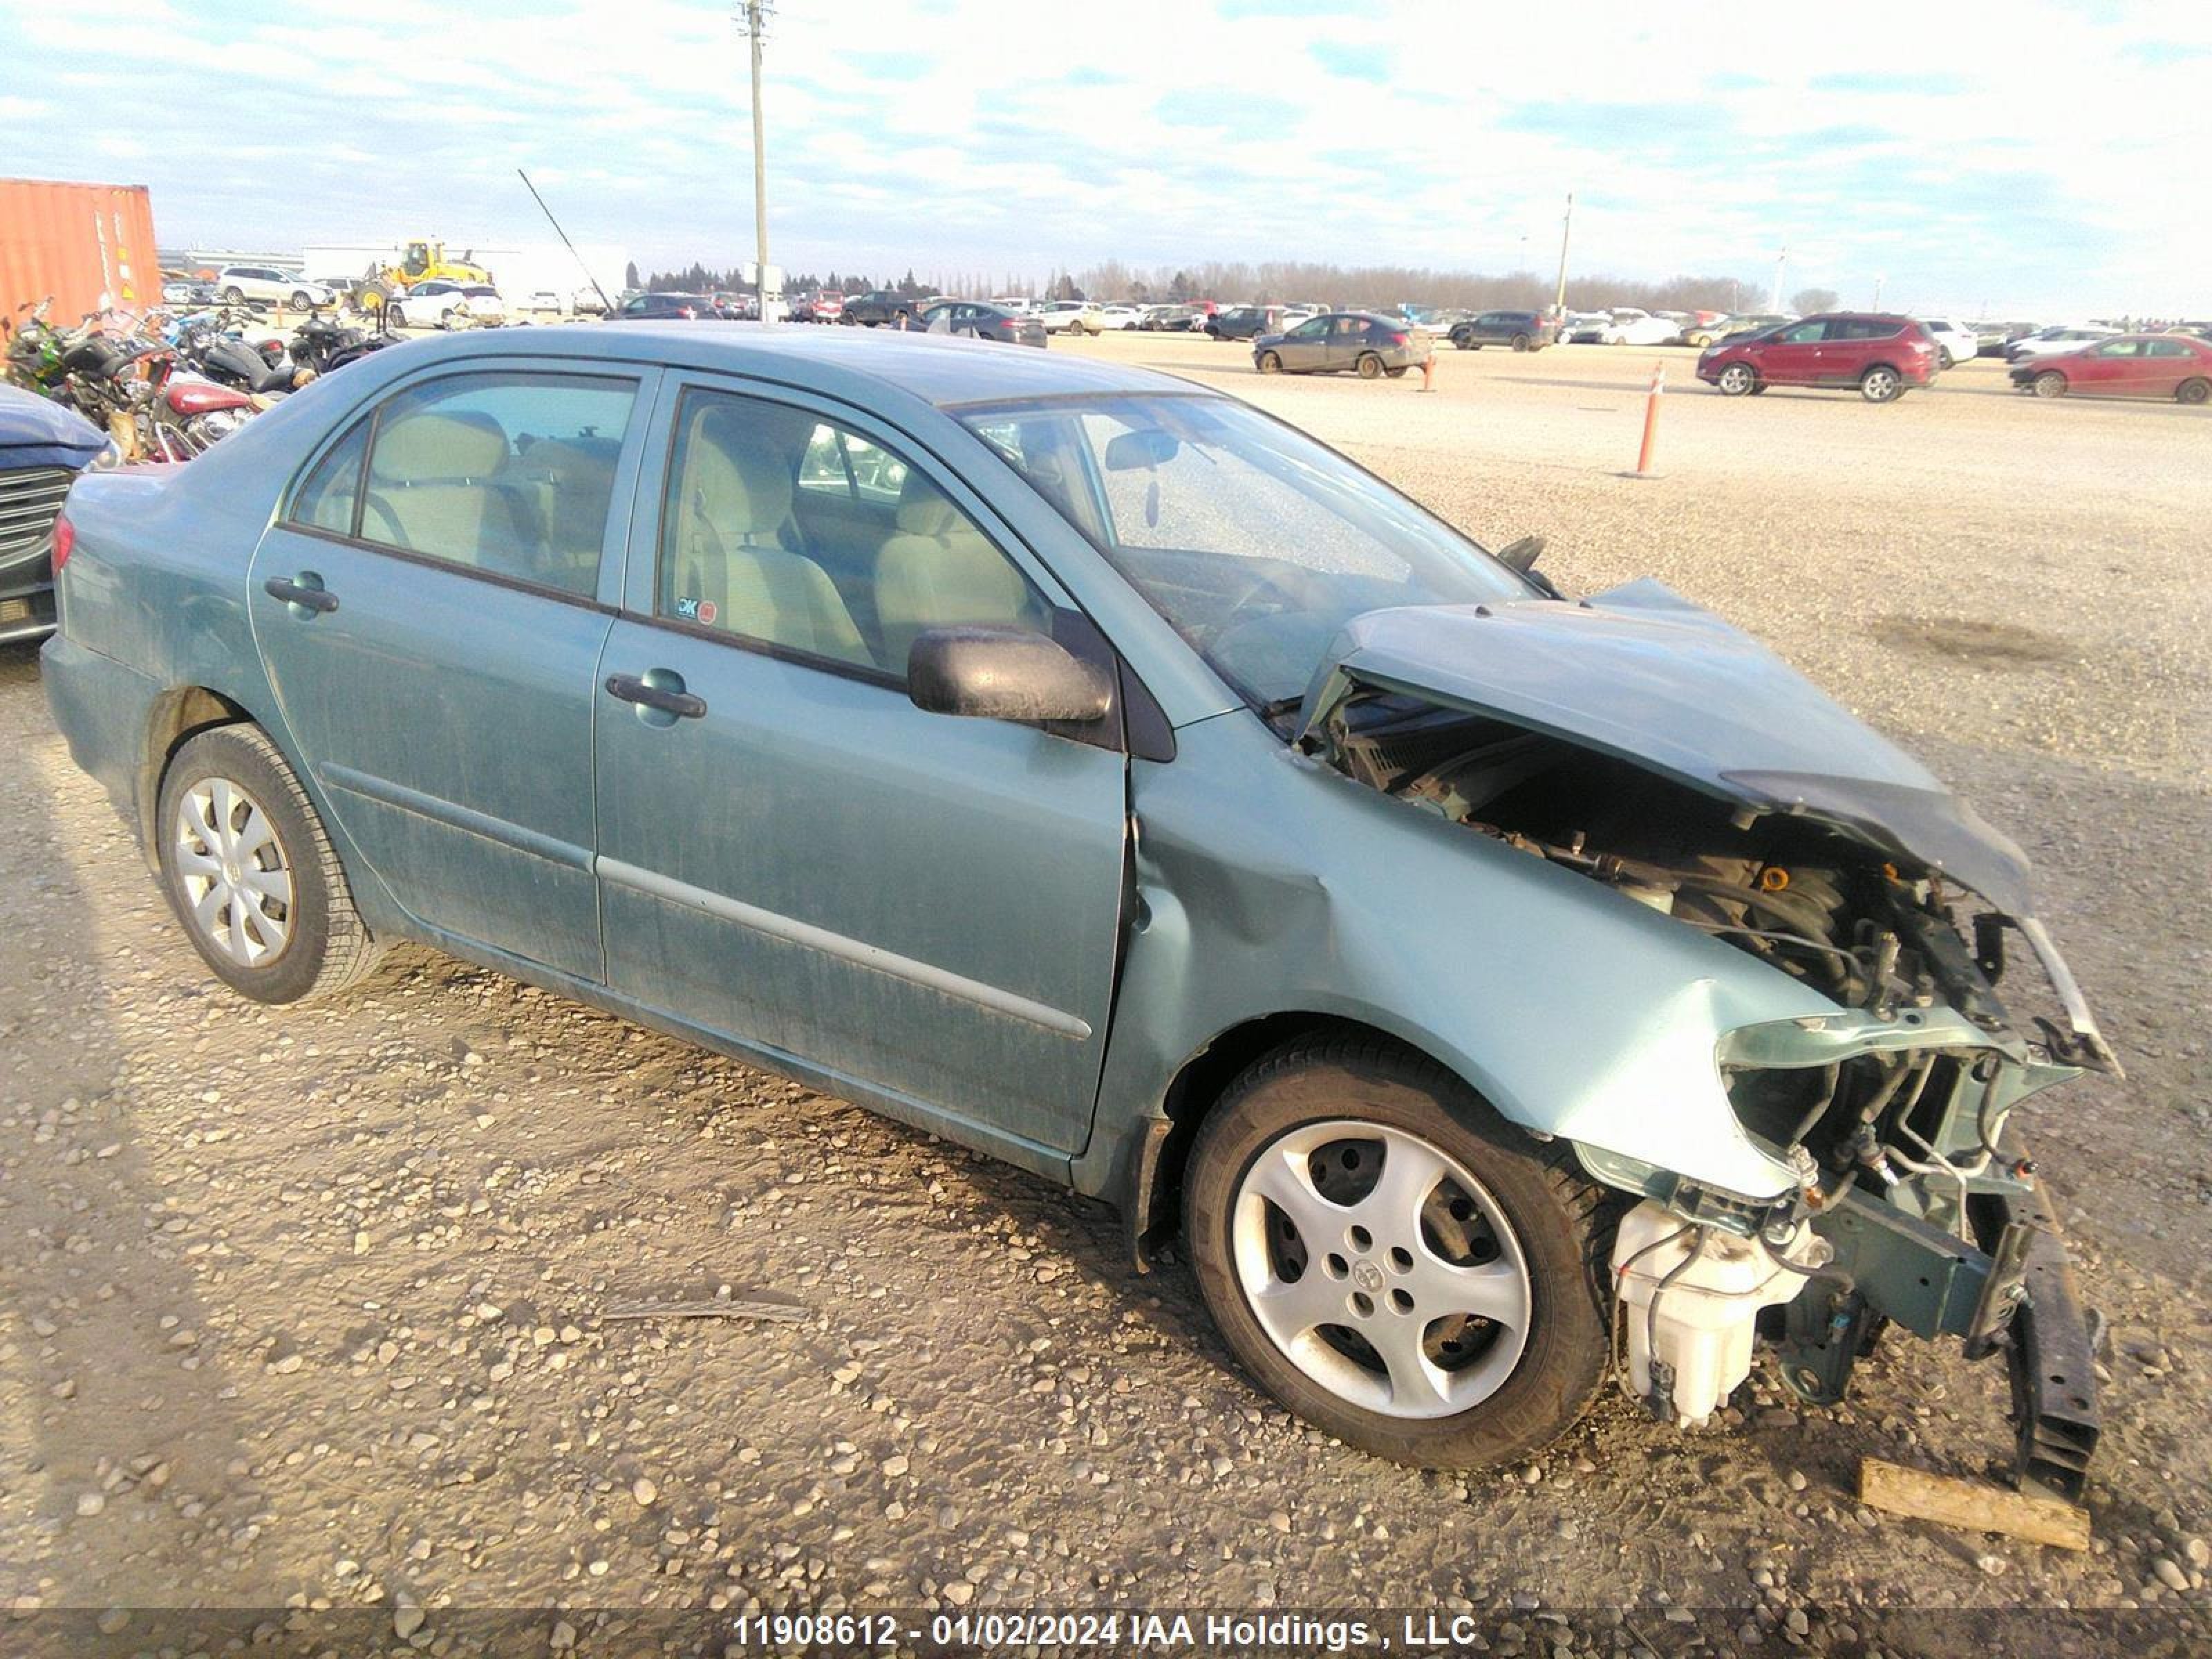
1 332 2207 1652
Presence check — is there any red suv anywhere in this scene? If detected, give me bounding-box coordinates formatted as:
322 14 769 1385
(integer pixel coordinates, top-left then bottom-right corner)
1698 312 1937 403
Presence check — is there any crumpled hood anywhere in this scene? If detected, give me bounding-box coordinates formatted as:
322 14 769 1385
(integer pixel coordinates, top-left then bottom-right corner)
1297 578 2036 916
0 383 108 471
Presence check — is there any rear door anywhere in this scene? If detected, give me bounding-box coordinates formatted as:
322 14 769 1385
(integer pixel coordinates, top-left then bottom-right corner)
249 361 653 980
590 377 1130 1158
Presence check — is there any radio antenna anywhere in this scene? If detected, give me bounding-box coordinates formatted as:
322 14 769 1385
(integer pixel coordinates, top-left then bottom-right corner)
518 168 615 318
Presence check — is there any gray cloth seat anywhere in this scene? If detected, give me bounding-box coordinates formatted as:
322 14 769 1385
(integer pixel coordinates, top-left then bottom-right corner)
668 405 873 668
873 471 1045 671
362 409 536 581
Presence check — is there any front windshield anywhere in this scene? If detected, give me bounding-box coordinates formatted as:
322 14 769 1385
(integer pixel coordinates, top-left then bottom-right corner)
956 393 1530 706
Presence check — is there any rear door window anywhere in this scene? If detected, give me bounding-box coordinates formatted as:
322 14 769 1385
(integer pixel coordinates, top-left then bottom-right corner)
354 371 637 599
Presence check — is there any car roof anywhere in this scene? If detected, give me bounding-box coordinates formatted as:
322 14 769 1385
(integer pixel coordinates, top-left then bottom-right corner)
380 321 1202 408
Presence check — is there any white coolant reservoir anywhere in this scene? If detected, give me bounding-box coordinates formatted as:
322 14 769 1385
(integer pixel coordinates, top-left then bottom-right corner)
1611 1199 1824 1427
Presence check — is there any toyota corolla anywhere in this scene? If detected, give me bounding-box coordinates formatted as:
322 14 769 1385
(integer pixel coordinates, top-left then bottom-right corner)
41 324 2110 1492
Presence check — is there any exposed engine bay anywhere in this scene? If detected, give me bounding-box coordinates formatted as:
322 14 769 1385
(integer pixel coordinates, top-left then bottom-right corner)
1307 686 2110 1497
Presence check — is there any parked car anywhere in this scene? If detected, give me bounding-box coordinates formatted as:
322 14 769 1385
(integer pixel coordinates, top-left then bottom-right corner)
1 383 110 645
1447 311 1552 352
1681 314 1791 348
1253 311 1432 378
987 296 1035 316
2004 325 2119 363
2008 333 2212 403
1206 305 1286 341
216 267 333 312
1918 318 1978 371
1037 301 1105 335
388 281 505 329
1698 313 1937 402
841 291 927 328
41 324 2114 1494
1096 305 1144 330
1557 310 1613 344
610 292 722 322
162 277 218 308
1140 304 1206 332
919 301 1048 348
1599 309 1680 346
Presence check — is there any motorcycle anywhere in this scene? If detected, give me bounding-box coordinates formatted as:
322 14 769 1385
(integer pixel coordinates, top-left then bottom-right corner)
172 306 301 397
288 312 395 378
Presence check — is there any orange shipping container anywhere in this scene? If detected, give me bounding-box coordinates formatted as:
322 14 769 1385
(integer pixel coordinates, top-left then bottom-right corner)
0 177 161 334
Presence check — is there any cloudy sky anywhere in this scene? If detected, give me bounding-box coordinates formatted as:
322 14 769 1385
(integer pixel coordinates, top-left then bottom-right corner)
3 0 2206 315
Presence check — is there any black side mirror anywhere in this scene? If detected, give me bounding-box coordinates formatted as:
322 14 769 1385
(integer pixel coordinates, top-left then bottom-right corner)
907 626 1114 724
1497 533 1546 574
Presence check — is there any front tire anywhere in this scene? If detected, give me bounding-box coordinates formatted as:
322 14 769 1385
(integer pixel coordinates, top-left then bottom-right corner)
1716 362 1756 396
290 291 314 312
1356 353 1383 379
156 725 381 1005
2034 371 2068 400
1859 364 1904 403
223 286 245 306
1184 1039 1611 1469
1256 350 1282 375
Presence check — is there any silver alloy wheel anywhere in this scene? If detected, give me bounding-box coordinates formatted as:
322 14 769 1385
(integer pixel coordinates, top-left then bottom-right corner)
1231 1119 1533 1420
1862 366 1900 402
1718 363 1755 395
174 777 294 967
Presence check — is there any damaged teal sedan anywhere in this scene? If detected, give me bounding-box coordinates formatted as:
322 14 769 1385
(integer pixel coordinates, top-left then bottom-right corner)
41 326 2114 1493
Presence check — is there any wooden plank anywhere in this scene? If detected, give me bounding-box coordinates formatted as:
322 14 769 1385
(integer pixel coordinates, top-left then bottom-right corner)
1859 1457 2090 1551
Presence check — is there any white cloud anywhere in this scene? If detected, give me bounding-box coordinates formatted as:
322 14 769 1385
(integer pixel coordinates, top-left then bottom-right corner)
3 0 2206 311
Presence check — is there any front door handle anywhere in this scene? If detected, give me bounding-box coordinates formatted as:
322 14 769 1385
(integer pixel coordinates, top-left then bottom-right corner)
606 672 706 720
264 574 338 615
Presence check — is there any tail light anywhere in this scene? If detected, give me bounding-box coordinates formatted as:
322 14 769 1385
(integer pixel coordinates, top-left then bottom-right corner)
52 512 75 573
1390 332 1409 347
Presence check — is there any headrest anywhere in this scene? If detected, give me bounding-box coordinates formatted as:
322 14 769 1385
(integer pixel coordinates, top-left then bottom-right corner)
693 405 796 536
371 409 509 482
895 470 964 536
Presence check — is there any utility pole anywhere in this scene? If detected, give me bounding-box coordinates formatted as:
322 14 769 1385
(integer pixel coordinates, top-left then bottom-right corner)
1873 272 1886 310
1553 191 1574 316
741 1 772 319
1772 245 1788 312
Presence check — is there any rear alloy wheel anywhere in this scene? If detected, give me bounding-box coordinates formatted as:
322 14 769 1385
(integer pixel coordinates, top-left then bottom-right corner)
1356 353 1384 380
2176 377 2209 406
2034 371 2068 400
1859 365 1903 403
1937 347 1955 371
156 725 381 1005
1716 362 1756 396
1257 350 1282 375
1510 333 1531 352
1184 1040 1611 1468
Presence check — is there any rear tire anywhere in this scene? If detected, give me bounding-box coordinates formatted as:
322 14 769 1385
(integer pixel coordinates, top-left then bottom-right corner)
1859 364 1904 403
1183 1038 1613 1469
156 725 382 1006
1937 347 1955 371
2177 377 2209 406
2034 371 2068 400
1511 333 1530 352
1356 353 1383 380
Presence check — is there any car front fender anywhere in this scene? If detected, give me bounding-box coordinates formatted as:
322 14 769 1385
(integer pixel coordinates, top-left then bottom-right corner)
1078 715 1837 1213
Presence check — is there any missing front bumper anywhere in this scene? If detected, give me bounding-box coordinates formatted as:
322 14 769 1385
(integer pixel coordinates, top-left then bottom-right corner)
1777 1145 2099 1502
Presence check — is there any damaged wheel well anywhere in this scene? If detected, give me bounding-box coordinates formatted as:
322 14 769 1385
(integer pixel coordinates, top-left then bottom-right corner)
1130 1013 1501 1270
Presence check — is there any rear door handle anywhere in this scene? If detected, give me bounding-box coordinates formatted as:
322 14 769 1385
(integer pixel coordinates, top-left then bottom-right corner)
606 672 706 720
263 575 338 614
